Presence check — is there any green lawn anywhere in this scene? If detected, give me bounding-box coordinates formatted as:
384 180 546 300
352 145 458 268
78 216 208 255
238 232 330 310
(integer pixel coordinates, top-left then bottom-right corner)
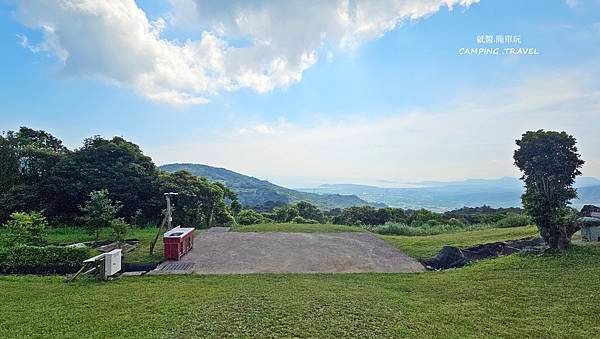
233 222 366 233
1 244 599 338
382 225 539 259
2 224 599 337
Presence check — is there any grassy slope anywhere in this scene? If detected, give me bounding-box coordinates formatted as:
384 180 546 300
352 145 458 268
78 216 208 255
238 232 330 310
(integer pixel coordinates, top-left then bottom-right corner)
382 225 539 259
1 245 599 338
232 223 366 233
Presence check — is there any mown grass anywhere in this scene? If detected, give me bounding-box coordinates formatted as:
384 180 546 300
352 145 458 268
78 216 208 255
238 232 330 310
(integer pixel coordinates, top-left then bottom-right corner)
233 222 366 233
381 225 539 259
1 244 599 338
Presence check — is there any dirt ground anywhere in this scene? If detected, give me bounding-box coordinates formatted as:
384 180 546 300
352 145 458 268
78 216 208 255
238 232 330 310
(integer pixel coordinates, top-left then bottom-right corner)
154 231 424 274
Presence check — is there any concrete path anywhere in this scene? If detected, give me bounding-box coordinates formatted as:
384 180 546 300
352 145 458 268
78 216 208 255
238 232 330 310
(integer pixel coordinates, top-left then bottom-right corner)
155 232 424 274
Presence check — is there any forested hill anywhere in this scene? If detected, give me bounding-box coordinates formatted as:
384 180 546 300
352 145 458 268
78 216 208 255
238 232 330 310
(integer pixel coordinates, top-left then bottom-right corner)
159 163 379 210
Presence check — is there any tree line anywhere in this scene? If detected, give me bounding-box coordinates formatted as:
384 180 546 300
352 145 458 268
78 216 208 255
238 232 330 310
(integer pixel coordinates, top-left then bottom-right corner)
1 127 589 251
0 127 239 229
235 200 531 229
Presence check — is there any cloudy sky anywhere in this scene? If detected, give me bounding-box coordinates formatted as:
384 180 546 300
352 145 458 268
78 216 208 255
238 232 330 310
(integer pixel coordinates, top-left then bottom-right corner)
1 0 599 187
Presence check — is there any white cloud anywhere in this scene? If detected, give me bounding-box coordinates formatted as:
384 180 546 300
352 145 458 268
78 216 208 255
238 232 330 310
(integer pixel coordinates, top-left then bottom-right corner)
150 69 600 183
14 0 478 106
237 118 292 135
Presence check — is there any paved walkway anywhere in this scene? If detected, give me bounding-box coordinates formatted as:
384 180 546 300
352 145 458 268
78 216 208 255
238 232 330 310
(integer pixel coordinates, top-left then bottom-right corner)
154 231 423 274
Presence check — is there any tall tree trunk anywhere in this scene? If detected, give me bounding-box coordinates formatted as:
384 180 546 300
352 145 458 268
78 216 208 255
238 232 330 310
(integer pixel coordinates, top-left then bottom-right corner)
538 224 553 248
556 225 571 250
543 225 571 251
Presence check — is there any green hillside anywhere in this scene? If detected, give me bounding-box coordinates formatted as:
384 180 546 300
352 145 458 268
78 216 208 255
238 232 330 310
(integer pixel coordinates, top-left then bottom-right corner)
159 163 378 210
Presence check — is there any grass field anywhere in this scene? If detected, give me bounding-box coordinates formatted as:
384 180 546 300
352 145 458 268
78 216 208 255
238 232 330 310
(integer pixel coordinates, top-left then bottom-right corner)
233 222 366 233
2 224 598 337
382 225 539 259
1 243 599 338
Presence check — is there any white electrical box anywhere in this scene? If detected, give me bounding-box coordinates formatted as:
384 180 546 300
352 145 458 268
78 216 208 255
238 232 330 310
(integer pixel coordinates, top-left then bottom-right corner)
104 249 122 276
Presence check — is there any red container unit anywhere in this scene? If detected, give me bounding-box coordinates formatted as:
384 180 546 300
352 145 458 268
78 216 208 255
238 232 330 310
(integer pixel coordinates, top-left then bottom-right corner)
163 226 195 260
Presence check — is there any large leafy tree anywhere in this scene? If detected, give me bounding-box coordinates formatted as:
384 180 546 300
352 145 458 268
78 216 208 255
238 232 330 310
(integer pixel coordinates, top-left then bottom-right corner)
513 130 584 250
0 127 68 222
45 136 159 221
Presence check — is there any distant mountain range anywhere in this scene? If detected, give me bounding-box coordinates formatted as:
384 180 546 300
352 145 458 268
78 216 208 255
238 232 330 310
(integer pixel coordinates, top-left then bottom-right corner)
159 163 381 210
299 177 600 211
159 163 600 211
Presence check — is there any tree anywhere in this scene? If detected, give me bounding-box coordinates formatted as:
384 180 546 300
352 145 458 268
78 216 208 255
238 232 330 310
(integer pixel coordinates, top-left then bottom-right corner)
230 200 242 216
296 201 325 223
212 200 236 227
80 190 121 240
46 136 159 222
408 209 442 227
513 130 584 250
110 217 130 245
0 127 68 222
334 206 393 226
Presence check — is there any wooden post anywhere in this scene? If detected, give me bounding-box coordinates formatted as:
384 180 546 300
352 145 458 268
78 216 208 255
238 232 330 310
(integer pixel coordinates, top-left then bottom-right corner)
149 192 178 255
166 194 173 230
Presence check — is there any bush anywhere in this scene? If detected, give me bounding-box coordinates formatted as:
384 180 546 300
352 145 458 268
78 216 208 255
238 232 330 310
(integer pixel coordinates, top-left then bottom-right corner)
447 218 465 227
237 209 265 225
334 206 392 226
110 217 130 243
0 245 91 274
366 222 493 236
1 211 47 246
291 216 319 224
495 213 532 228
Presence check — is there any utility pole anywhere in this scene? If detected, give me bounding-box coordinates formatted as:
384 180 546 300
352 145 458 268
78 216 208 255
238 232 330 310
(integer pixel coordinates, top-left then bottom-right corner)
164 192 178 230
149 192 178 254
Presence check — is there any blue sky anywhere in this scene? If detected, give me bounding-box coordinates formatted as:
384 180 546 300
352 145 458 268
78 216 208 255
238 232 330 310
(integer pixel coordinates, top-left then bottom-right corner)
1 0 599 187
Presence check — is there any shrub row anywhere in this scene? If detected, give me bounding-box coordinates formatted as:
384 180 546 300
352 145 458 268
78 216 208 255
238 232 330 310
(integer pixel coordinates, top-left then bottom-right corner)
494 213 532 228
365 222 495 236
0 245 91 274
364 213 533 236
